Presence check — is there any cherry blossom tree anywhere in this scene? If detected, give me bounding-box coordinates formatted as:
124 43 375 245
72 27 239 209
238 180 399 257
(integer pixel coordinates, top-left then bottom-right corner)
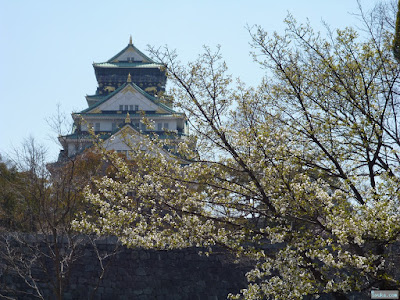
74 2 400 299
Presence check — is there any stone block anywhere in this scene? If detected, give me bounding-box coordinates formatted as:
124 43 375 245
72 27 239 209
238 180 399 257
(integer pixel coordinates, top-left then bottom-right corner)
135 267 147 276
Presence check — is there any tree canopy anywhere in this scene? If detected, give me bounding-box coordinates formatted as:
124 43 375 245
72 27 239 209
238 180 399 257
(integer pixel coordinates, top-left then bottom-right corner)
0 139 122 299
74 2 400 299
393 0 400 60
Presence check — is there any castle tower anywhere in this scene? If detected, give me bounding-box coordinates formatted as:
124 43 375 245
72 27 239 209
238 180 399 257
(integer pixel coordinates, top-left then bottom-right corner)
91 35 168 101
58 37 187 159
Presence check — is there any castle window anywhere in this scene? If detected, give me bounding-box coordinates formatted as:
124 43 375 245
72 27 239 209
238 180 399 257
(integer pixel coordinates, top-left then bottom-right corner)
163 123 169 130
157 123 162 131
119 105 123 111
125 105 128 111
95 123 100 131
135 105 139 111
129 105 133 111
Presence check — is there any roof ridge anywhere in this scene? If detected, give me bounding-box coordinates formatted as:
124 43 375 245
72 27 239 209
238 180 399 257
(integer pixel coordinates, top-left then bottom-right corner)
93 62 163 67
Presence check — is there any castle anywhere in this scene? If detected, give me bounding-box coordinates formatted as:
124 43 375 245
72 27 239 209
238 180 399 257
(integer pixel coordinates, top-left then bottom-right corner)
59 37 187 159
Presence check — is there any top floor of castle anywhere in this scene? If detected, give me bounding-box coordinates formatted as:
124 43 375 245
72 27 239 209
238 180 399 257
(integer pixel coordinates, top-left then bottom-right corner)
90 36 167 103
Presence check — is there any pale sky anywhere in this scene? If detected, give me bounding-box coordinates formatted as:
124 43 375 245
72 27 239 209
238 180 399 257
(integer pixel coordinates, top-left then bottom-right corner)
0 0 379 161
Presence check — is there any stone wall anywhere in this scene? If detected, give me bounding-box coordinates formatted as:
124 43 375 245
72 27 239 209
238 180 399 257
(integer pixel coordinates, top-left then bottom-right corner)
0 236 250 300
4 235 397 299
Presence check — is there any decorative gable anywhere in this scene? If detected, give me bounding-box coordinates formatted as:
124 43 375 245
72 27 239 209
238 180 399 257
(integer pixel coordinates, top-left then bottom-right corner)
85 84 172 114
103 125 144 151
111 46 148 63
103 124 172 158
108 37 153 63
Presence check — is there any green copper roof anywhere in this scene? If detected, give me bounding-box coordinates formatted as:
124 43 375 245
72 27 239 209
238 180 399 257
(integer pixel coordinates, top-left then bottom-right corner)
79 81 178 114
106 42 155 63
62 127 186 141
93 62 163 69
77 112 185 118
93 40 163 68
86 94 106 100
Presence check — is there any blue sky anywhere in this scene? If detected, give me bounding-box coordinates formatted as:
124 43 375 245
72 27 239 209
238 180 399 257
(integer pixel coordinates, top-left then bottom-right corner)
0 0 378 161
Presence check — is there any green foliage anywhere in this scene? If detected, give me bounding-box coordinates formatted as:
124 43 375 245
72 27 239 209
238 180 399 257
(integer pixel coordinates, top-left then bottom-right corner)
0 143 116 299
0 155 24 230
0 144 105 232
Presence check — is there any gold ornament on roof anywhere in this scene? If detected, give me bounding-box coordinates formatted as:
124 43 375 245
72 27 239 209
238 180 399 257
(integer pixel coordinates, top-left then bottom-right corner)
129 35 133 45
127 73 132 83
125 112 131 124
